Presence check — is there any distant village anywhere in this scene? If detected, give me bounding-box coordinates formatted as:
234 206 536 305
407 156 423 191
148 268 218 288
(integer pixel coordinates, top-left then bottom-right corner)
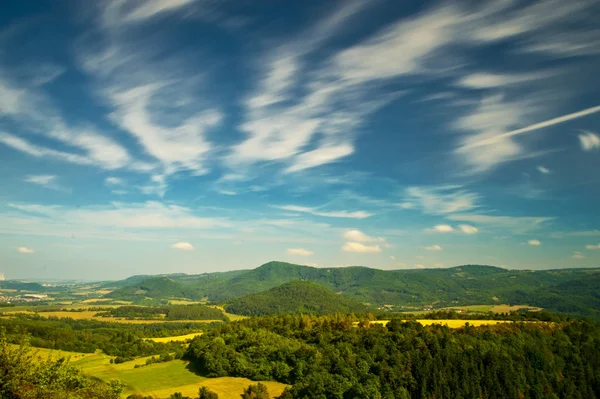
0 293 49 303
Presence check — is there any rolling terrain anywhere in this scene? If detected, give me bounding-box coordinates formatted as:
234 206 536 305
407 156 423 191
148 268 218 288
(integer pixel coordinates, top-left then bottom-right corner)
106 261 600 319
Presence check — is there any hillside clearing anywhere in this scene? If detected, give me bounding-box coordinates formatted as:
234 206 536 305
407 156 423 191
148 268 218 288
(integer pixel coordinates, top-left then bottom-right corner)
146 332 203 343
25 346 287 398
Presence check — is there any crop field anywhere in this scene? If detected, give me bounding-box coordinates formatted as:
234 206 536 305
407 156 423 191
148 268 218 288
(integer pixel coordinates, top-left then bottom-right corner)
490 304 542 313
363 319 512 328
146 332 203 343
1 309 224 324
436 304 543 313
28 346 287 398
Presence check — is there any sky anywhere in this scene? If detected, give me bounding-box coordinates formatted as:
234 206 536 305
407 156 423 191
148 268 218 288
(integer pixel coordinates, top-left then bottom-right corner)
1 0 600 280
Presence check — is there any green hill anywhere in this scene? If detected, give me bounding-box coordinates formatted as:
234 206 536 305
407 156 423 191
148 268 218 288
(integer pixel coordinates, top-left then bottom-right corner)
0 281 46 291
105 262 600 319
105 276 203 301
224 280 371 316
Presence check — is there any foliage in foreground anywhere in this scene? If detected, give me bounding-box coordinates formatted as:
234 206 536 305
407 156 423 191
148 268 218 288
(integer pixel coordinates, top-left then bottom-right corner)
187 314 600 399
0 334 123 399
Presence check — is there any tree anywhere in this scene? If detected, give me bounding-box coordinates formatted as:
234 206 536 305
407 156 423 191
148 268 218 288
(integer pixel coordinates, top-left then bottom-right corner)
198 386 219 399
241 382 270 399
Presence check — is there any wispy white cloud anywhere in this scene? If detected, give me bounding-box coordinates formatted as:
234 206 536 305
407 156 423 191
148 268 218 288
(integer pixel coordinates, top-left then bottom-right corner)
401 185 479 215
109 84 221 175
24 175 67 191
578 131 600 151
457 103 600 172
428 224 454 233
343 229 384 242
528 239 541 246
586 243 600 250
537 166 551 174
0 72 135 171
105 177 125 186
447 214 554 234
286 248 314 256
6 201 229 232
25 175 56 186
454 95 541 173
17 247 34 254
458 224 478 235
424 244 443 251
456 71 552 89
278 205 372 219
342 242 381 253
103 0 196 26
572 251 585 259
171 241 195 251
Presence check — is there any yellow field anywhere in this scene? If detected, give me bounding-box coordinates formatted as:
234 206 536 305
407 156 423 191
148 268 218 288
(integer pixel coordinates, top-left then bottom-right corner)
3 310 223 324
362 319 512 328
81 298 113 303
490 304 542 313
146 332 203 343
167 299 204 305
27 346 287 398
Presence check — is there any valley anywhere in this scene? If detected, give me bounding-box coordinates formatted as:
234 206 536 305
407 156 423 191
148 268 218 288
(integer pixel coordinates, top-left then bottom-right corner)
1 261 599 398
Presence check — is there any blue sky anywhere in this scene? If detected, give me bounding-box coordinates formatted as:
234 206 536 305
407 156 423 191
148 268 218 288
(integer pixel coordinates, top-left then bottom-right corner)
1 0 600 280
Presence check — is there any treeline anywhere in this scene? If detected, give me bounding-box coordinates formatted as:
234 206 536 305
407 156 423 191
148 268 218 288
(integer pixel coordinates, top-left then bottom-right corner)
186 314 600 398
0 315 217 360
96 304 228 321
127 383 270 399
0 335 124 399
399 310 570 322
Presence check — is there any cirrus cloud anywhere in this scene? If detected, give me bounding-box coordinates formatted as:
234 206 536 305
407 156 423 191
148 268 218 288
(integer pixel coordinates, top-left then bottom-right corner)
528 239 541 246
585 243 600 250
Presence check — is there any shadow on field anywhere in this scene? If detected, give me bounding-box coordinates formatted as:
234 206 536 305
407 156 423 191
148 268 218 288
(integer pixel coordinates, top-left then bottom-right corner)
183 359 208 378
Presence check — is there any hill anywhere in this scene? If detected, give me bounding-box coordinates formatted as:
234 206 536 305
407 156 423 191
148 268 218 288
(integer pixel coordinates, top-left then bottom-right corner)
105 277 203 302
0 281 46 291
106 262 600 319
224 280 371 316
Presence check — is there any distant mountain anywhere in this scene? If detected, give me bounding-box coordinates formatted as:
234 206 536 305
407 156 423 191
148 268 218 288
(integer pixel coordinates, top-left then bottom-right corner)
105 276 203 301
224 280 371 316
104 261 600 319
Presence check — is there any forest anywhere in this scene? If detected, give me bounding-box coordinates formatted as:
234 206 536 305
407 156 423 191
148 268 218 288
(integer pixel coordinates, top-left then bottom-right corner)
95 304 228 321
0 315 219 361
224 281 370 316
186 314 600 399
105 262 600 320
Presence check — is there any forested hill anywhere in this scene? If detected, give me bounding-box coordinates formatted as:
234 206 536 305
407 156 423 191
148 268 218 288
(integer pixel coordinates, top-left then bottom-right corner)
105 262 600 319
105 276 204 301
224 280 371 316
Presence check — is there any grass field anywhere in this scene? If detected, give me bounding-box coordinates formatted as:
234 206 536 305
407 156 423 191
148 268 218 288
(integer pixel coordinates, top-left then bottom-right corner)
146 332 203 343
439 304 542 313
28 346 287 398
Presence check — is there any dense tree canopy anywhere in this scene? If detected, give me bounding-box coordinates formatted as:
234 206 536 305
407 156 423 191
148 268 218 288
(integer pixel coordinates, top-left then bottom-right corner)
186 314 600 399
225 280 370 316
